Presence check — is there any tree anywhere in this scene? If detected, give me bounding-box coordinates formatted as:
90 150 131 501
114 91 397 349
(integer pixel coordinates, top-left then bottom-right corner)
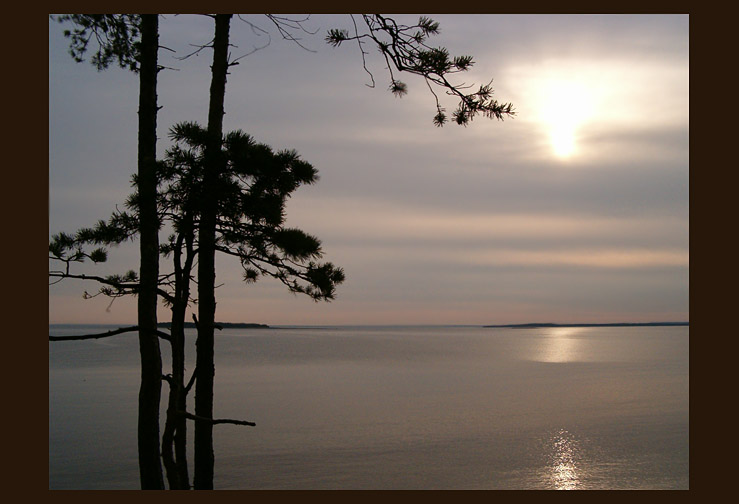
52 14 165 489
326 15 514 126
49 121 345 489
186 15 514 485
164 122 342 488
162 122 345 301
194 13 232 489
136 15 164 490
51 13 513 489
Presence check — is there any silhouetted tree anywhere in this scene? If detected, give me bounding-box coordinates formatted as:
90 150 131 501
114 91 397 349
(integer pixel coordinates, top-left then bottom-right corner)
194 14 231 489
326 15 514 126
50 13 512 490
161 121 344 489
184 16 514 485
49 121 345 489
136 15 163 490
188 14 513 489
52 14 164 489
162 122 344 300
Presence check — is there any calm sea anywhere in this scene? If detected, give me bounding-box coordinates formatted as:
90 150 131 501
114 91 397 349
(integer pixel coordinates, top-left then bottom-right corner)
49 324 689 489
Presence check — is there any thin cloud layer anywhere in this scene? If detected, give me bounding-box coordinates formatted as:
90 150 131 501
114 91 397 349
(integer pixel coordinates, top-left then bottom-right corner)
49 14 689 325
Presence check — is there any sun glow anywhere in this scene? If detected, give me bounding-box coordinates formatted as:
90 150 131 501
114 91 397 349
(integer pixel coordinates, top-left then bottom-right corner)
539 80 594 159
504 61 619 161
551 126 576 157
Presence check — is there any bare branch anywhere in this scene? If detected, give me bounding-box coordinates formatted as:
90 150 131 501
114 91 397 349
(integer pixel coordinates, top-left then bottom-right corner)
350 14 375 89
180 411 256 427
265 14 317 53
230 41 272 64
231 14 273 63
175 41 213 61
49 325 139 341
185 367 197 394
49 325 172 342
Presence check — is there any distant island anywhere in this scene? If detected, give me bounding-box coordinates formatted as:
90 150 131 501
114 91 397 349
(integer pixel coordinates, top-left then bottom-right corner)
483 322 689 329
158 322 269 329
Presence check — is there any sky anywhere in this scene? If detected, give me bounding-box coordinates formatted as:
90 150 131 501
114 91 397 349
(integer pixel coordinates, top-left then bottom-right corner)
48 14 689 326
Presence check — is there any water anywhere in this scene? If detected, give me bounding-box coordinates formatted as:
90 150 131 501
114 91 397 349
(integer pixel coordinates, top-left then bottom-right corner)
49 325 689 489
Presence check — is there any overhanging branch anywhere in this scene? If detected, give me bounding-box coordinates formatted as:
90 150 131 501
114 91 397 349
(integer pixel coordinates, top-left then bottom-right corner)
49 325 172 342
48 271 177 305
180 411 255 427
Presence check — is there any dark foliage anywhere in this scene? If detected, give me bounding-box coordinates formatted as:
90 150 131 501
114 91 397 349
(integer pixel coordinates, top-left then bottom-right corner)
52 14 142 72
160 122 344 302
327 14 515 126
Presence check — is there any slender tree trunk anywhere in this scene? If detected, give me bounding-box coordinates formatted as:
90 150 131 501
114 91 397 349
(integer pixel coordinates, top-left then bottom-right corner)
162 295 186 489
175 221 196 487
161 371 181 489
162 304 188 489
194 13 232 490
136 13 164 490
162 218 195 489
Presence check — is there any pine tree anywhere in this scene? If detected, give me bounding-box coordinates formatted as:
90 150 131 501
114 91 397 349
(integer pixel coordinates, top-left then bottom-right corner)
49 121 345 489
51 13 512 489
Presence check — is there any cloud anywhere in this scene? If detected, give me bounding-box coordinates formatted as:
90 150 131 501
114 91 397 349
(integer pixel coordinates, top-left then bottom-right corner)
49 14 689 325
462 248 687 270
285 195 688 247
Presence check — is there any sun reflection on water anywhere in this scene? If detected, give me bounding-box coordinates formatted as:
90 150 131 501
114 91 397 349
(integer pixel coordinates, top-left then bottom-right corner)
536 327 584 363
548 429 582 490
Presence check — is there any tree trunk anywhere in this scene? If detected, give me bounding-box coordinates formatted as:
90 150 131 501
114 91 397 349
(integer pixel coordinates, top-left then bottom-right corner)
176 221 196 487
162 218 195 489
162 308 189 489
136 13 164 490
194 13 232 491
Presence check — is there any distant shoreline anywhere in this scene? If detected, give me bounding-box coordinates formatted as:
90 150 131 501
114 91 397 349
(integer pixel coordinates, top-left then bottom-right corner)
482 322 689 329
157 322 270 329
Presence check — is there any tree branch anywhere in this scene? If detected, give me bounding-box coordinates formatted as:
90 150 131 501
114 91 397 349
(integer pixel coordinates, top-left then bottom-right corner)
49 325 139 341
180 411 255 427
265 14 318 53
49 325 172 342
48 271 177 305
327 14 515 126
185 367 198 394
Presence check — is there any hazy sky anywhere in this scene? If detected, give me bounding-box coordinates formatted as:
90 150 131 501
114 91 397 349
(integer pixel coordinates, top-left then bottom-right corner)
48 14 689 326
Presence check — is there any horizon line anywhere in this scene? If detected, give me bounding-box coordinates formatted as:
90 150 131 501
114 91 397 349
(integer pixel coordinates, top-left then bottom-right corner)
48 321 690 329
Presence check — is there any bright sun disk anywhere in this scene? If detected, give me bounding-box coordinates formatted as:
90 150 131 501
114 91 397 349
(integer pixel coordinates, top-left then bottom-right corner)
539 79 594 159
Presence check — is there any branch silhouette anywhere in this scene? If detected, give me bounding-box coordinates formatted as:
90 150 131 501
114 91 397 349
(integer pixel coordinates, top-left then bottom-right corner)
49 325 172 342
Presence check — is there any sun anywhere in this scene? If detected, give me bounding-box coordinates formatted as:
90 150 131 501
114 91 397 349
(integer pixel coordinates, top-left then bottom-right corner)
506 60 619 161
538 79 595 159
550 123 577 157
